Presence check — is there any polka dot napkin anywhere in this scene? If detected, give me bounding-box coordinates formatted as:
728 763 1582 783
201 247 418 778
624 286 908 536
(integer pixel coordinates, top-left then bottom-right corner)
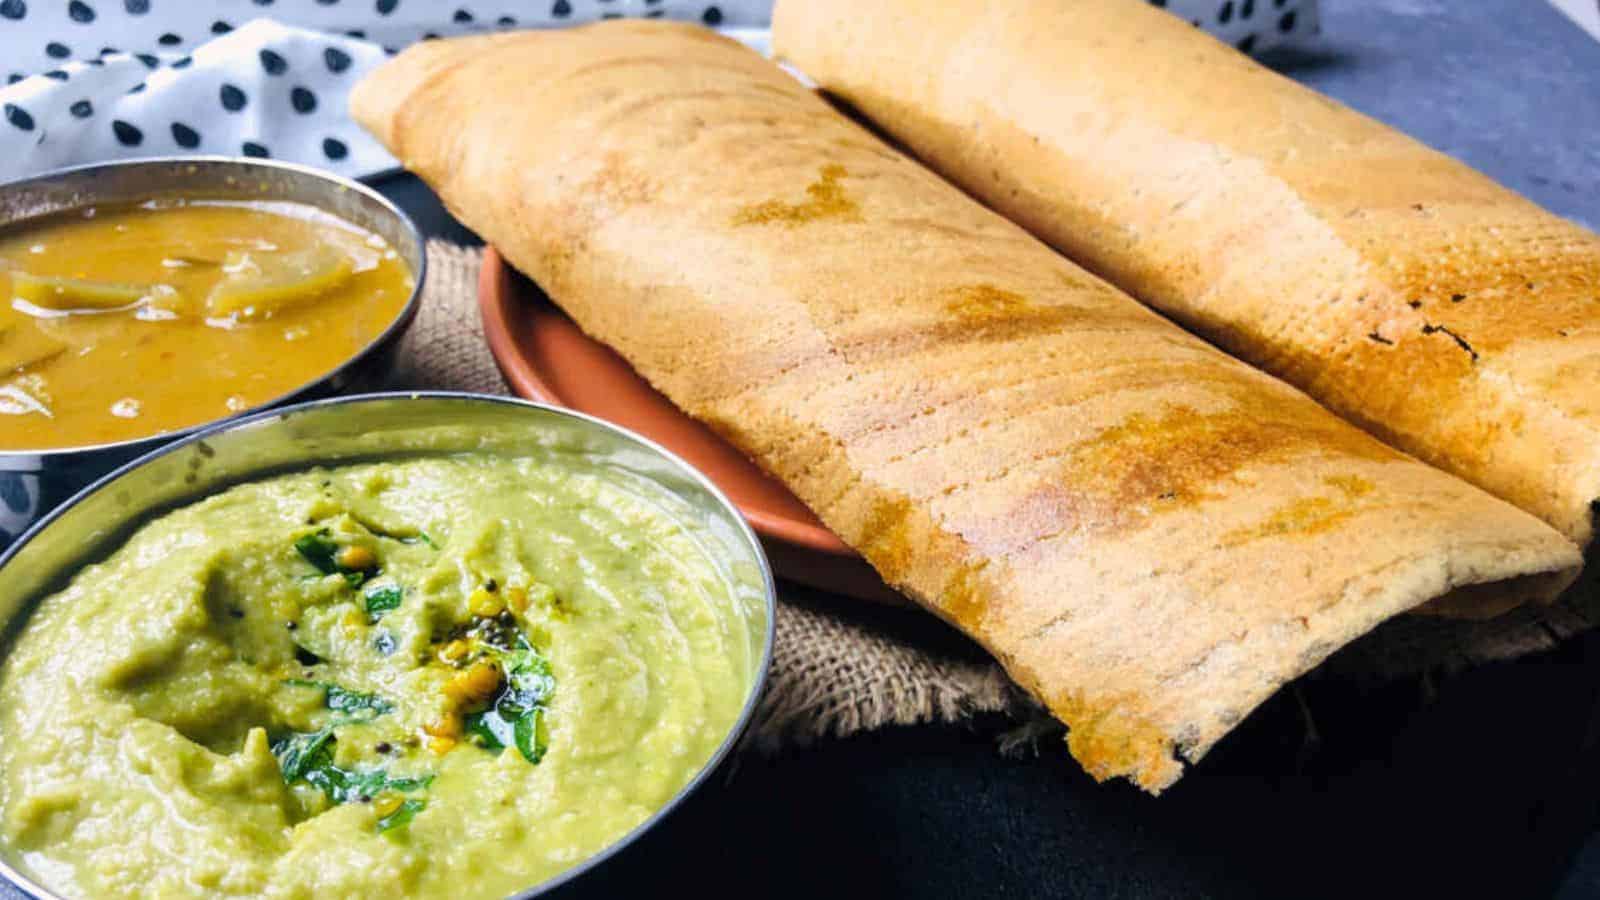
0 19 399 181
0 0 1318 183
0 1 776 182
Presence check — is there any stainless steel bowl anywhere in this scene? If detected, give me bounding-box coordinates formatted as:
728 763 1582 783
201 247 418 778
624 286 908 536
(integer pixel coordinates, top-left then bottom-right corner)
0 391 776 900
0 157 427 547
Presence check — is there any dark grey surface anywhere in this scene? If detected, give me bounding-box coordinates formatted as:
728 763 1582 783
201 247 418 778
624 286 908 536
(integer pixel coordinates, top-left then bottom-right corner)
4 1 1599 898
1265 0 1600 231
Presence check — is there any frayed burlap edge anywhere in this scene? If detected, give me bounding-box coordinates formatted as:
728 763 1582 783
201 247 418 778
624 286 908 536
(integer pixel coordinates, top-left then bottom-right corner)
398 239 1594 747
749 599 1029 747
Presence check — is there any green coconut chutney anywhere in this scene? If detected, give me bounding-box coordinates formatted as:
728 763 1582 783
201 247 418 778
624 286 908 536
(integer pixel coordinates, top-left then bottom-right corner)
0 452 767 898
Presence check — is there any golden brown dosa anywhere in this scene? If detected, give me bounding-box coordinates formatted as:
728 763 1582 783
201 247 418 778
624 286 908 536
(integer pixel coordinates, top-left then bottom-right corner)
352 22 1580 791
774 0 1600 548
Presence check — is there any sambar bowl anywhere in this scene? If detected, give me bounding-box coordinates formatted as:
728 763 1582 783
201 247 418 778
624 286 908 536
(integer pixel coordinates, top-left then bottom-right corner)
0 157 426 547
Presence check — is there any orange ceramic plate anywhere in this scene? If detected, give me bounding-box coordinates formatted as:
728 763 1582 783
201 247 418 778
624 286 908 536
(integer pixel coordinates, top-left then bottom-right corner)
478 247 903 603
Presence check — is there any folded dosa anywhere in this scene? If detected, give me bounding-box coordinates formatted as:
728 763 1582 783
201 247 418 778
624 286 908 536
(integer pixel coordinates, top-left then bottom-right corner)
775 0 1600 548
352 22 1579 792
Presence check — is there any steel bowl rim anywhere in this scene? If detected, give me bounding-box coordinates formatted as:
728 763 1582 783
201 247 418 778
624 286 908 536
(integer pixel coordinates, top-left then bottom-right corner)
0 390 778 900
0 155 428 460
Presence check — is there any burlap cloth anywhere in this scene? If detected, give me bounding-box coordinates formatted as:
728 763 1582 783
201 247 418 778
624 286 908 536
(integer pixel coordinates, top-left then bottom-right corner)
391 240 1596 747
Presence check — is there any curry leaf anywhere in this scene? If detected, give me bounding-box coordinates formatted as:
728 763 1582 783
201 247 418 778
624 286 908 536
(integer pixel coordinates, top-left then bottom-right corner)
463 647 554 765
513 709 544 765
377 798 425 833
363 584 403 622
284 679 394 720
293 529 375 587
402 531 438 549
463 711 505 751
294 531 340 575
384 775 433 793
272 727 334 781
271 728 433 832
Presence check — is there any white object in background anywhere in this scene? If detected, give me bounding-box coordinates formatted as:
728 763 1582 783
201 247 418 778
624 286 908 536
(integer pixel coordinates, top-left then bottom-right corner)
1149 0 1320 54
0 20 398 181
1549 0 1600 40
0 0 773 77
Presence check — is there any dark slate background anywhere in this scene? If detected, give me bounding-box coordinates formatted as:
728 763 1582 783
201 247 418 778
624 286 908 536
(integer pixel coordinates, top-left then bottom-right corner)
4 1 1598 897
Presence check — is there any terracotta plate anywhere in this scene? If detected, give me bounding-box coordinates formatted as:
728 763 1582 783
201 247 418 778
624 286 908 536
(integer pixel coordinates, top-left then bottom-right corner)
478 247 903 603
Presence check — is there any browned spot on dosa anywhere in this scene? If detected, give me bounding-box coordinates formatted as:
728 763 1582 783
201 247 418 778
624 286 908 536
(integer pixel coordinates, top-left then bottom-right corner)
961 404 1397 556
733 163 861 226
938 559 990 630
944 283 1030 323
819 281 1158 361
857 495 916 583
1221 473 1378 546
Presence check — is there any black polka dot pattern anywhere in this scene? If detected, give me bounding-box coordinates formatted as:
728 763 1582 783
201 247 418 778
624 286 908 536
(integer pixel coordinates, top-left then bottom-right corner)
1162 0 1315 54
45 41 69 58
111 119 142 145
323 137 348 160
69 99 92 118
4 104 34 131
702 5 723 26
0 0 25 21
324 47 352 72
67 1 95 24
259 48 287 75
123 0 148 13
376 0 398 14
170 121 200 148
290 86 317 113
220 83 248 111
241 140 269 158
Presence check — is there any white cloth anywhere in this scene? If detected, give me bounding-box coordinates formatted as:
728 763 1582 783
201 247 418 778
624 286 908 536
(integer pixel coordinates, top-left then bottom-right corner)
0 0 771 72
0 0 1319 183
0 20 397 181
